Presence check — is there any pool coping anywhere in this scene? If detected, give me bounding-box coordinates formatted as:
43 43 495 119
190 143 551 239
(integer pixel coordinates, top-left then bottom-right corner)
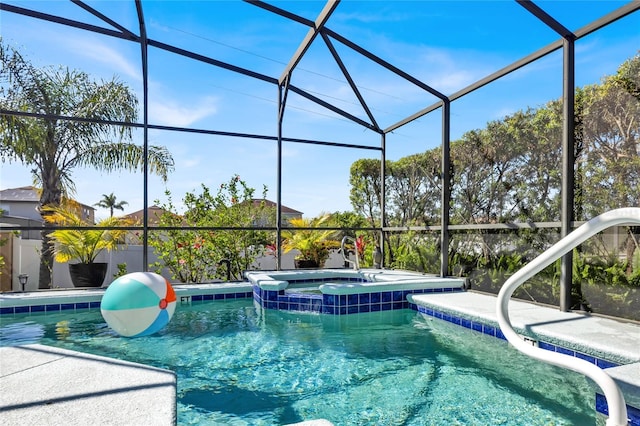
0 282 255 314
408 291 640 365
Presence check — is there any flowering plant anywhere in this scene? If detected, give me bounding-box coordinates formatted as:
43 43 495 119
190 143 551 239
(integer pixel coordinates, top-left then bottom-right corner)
355 235 367 261
149 175 273 282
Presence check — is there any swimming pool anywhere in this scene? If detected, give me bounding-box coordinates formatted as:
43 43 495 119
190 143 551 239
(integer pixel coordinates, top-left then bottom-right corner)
0 299 595 425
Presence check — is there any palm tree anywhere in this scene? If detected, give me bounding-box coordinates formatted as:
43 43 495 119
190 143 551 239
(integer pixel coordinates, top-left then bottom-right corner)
0 41 175 288
95 193 129 217
282 214 340 268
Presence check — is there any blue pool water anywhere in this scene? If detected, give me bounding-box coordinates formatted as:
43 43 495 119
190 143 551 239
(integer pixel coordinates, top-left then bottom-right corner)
0 300 594 425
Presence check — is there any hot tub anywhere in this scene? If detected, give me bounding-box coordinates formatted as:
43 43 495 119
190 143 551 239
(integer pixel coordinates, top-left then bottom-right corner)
245 269 465 315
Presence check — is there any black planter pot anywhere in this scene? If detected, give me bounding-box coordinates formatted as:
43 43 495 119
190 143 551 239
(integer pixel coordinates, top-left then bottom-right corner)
68 262 108 288
294 259 319 269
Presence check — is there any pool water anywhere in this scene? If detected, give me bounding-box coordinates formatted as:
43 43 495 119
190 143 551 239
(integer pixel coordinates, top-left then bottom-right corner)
0 300 594 425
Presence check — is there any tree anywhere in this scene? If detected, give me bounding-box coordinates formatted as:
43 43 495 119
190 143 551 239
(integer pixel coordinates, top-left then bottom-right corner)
610 51 640 102
349 53 638 276
349 158 399 264
387 151 441 226
579 55 640 215
43 205 132 264
579 53 640 273
349 158 384 227
282 214 340 268
0 41 175 288
149 175 272 282
95 192 129 217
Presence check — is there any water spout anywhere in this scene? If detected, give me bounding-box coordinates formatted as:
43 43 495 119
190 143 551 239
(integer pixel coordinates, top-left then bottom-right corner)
340 236 359 270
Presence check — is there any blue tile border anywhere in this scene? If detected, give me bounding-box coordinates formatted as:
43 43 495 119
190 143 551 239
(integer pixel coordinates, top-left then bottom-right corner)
596 393 640 426
252 285 463 315
0 306 15 315
46 304 61 312
15 306 29 314
0 290 255 316
286 277 367 285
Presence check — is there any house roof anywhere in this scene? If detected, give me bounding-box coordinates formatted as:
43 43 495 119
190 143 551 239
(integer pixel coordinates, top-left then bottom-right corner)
0 186 94 210
0 186 40 202
125 205 171 225
125 201 302 226
250 199 303 215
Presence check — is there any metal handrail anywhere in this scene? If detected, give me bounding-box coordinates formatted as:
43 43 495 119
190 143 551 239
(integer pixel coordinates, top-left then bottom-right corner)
496 207 640 426
340 236 360 270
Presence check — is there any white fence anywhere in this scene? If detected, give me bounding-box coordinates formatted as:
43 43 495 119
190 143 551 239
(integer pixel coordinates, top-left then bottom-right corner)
6 235 350 291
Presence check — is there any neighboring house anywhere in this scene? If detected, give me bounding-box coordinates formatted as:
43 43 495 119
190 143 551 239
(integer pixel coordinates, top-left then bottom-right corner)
124 205 175 245
0 186 95 239
0 186 96 291
125 205 169 226
126 201 303 229
249 199 303 226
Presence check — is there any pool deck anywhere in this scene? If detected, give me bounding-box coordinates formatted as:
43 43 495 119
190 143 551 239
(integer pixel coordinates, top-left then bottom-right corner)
1 287 639 425
0 344 176 425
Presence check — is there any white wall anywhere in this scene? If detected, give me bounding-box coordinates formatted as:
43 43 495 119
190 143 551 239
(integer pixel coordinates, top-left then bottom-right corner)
8 237 353 290
11 238 41 291
0 202 41 221
251 250 349 271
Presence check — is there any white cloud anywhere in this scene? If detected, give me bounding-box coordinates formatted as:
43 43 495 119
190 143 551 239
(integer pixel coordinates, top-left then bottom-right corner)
3 22 141 82
335 10 414 24
75 40 142 81
66 39 141 81
148 96 218 127
494 107 516 119
184 157 201 167
281 146 299 158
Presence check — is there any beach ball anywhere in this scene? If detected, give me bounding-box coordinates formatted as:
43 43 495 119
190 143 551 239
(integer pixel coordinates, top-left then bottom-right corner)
100 272 176 337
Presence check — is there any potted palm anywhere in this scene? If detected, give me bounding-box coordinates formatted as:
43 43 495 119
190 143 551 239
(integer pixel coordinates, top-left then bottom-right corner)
43 205 131 287
282 214 340 268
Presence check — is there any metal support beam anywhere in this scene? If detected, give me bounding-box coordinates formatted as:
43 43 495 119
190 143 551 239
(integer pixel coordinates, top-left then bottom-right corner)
0 108 382 152
441 100 451 277
385 1 639 134
321 32 380 131
516 0 573 38
135 0 150 271
0 2 138 41
288 84 379 132
72 0 137 38
518 0 579 312
276 75 290 270
244 0 314 27
278 0 339 84
324 27 447 102
380 133 386 267
148 39 277 85
560 38 576 312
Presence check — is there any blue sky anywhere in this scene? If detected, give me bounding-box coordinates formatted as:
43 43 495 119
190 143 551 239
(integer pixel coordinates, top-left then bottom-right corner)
1 1 638 219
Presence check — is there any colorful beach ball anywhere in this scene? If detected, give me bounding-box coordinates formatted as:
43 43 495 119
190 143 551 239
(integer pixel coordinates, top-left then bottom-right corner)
101 272 176 337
